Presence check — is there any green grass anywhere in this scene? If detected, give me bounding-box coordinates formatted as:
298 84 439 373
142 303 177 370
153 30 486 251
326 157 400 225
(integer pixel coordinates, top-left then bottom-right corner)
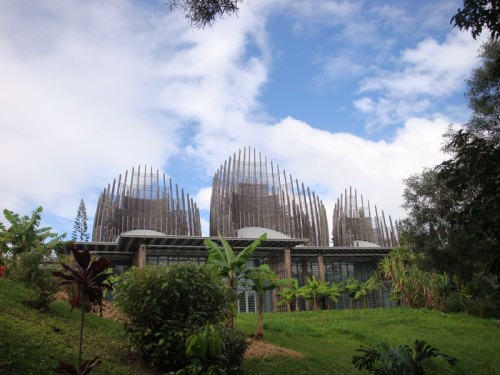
0 278 157 375
236 308 500 375
2 278 500 374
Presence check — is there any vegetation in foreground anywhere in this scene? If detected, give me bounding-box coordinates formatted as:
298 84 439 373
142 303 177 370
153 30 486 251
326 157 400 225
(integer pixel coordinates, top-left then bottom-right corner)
2 277 500 375
236 308 500 375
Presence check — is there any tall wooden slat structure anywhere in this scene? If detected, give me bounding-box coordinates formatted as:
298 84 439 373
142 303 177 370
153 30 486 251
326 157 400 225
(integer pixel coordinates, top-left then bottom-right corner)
93 166 201 241
210 147 329 246
332 187 400 247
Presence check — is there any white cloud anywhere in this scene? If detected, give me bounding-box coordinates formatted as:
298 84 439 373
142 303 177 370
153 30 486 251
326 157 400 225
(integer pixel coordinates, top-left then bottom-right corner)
195 187 213 211
355 30 484 128
0 0 473 243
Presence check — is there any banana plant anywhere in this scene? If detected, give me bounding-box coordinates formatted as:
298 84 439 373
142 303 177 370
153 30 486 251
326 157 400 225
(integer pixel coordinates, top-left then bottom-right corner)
244 264 293 339
204 233 267 329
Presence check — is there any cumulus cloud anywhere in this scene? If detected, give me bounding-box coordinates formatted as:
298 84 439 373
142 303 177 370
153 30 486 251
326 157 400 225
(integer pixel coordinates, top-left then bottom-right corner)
0 0 473 241
354 31 484 129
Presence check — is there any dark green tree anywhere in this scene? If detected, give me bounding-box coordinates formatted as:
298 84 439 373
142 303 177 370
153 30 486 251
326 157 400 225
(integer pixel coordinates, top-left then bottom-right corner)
451 0 500 40
72 199 89 242
401 40 500 316
168 0 243 28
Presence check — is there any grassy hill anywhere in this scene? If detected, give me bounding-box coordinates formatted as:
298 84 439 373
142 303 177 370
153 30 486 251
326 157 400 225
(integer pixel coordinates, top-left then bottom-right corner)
1 278 499 374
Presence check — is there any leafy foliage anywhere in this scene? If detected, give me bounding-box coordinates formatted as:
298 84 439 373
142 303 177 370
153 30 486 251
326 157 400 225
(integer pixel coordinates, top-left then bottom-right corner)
115 263 231 372
205 233 267 328
244 264 293 339
401 40 500 317
168 0 243 28
352 339 457 374
52 246 113 375
451 0 500 40
11 251 59 310
0 206 65 267
72 199 89 242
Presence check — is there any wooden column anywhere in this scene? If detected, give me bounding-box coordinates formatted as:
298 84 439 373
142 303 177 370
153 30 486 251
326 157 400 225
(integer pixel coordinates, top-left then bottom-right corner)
284 248 292 279
134 243 147 268
318 254 325 282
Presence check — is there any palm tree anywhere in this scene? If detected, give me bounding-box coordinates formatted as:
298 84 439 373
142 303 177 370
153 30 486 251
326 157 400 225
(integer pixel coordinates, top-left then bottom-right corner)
204 233 267 329
244 264 293 339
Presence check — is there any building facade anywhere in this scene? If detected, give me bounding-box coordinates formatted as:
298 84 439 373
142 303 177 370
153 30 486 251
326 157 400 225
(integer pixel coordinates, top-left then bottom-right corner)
78 151 399 312
210 147 329 246
93 165 201 242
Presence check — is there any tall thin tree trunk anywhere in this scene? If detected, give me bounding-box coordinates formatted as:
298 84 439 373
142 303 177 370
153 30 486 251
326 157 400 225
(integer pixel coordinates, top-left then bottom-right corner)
256 295 264 339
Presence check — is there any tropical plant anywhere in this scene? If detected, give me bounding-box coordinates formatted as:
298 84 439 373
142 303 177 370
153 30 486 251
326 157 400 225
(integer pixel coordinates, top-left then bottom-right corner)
115 263 231 372
277 278 304 311
352 339 457 374
204 233 267 329
326 281 344 309
244 264 293 339
178 324 226 375
299 274 327 311
12 251 59 310
0 207 65 268
377 248 415 306
52 246 113 375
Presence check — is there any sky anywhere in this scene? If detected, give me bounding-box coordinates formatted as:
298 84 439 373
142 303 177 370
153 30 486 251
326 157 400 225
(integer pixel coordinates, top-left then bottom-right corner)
0 0 487 239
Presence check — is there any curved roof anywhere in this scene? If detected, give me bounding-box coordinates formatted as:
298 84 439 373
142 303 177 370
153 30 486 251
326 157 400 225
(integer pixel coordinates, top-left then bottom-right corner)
236 227 291 239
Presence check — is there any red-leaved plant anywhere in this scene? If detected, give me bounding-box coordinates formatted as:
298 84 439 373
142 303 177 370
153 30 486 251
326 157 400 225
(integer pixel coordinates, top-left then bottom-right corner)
52 245 113 375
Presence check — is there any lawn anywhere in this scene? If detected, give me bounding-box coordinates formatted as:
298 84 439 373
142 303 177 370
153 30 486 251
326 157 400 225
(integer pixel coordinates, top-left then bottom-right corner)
1 277 499 374
236 307 500 375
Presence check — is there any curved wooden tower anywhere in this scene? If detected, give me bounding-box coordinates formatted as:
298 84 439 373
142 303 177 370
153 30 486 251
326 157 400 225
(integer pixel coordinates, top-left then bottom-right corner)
332 187 399 247
210 147 329 246
93 166 201 241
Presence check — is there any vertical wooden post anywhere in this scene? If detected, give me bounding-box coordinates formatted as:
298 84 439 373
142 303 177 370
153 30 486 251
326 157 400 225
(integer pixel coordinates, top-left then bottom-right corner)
134 243 147 268
318 254 325 282
284 248 292 279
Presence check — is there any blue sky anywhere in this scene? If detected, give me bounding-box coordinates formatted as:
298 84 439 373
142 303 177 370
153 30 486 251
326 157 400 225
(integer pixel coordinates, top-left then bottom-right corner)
0 0 486 239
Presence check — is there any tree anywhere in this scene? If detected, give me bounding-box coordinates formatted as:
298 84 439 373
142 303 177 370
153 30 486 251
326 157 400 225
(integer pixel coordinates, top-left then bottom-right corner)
0 207 65 268
204 233 267 329
168 0 243 28
244 264 292 339
299 274 329 311
401 40 500 316
277 278 303 312
72 199 89 242
451 0 500 40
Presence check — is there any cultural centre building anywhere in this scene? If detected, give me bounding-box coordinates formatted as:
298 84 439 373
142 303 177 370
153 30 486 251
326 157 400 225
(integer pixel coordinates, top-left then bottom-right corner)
76 147 400 312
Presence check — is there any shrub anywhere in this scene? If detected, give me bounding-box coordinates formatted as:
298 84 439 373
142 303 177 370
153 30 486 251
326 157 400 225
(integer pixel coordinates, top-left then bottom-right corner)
352 339 457 374
220 328 249 373
115 263 231 372
11 251 59 310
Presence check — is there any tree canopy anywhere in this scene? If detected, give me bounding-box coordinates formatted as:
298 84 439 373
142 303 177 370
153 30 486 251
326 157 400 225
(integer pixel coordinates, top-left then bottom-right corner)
451 0 500 40
401 40 500 313
168 0 243 28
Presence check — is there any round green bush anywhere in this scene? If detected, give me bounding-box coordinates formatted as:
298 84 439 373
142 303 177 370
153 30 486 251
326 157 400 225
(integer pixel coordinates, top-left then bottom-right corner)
115 263 230 372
